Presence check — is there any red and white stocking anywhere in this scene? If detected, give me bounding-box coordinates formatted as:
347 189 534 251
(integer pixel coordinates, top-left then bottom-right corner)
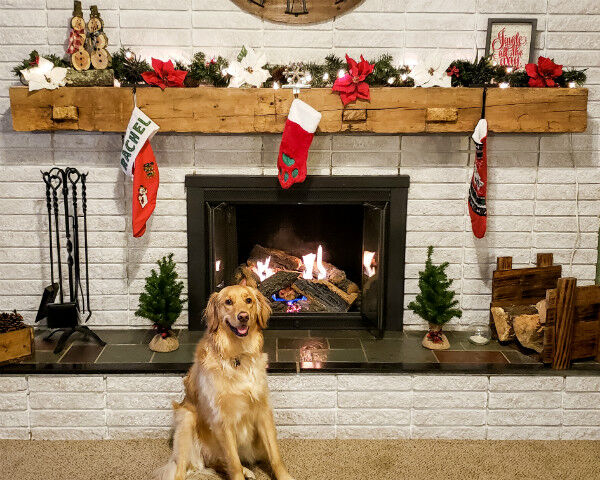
120 106 160 237
468 119 488 238
132 141 159 238
277 99 322 189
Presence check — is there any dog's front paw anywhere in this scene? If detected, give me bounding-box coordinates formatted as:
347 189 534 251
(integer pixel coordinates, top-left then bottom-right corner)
242 466 256 479
278 475 295 480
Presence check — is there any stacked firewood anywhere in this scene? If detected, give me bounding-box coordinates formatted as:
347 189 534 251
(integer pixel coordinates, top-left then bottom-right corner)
491 300 546 352
235 245 360 313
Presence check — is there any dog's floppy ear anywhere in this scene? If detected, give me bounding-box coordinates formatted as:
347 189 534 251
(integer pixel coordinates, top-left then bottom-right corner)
254 288 271 330
204 292 220 333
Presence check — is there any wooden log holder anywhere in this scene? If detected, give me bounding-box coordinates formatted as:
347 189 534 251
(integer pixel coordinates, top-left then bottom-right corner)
490 253 600 369
9 86 588 133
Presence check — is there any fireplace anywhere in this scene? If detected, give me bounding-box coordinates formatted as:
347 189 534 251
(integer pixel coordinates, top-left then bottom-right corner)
185 176 409 333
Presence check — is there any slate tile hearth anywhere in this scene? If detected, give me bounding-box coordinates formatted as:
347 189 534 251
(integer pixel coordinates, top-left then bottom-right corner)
2 328 600 375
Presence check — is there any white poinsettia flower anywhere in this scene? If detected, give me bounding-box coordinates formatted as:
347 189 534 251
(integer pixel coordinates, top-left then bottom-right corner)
409 51 451 88
21 57 67 92
226 47 270 88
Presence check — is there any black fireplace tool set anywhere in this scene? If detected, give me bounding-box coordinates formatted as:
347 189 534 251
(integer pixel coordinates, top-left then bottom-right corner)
37 167 105 354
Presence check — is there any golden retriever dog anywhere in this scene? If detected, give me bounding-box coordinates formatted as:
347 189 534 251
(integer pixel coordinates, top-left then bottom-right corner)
155 285 295 480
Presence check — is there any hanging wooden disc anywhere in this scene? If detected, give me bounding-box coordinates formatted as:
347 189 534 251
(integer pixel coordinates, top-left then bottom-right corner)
93 32 108 49
231 0 364 25
91 48 110 70
71 49 91 71
87 16 103 33
71 16 85 31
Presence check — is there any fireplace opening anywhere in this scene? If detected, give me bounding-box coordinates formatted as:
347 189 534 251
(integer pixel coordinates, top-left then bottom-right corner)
232 203 379 316
186 176 409 333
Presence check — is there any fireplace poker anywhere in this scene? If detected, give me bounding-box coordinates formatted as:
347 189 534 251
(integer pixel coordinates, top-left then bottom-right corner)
81 172 92 321
36 172 60 322
68 168 83 312
61 169 75 302
50 174 64 303
42 172 56 286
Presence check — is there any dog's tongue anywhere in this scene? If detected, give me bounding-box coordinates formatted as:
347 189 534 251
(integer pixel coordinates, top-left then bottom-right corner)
237 325 249 335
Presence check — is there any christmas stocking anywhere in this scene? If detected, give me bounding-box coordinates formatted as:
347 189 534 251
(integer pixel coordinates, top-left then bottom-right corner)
469 118 488 238
120 106 160 237
277 99 322 189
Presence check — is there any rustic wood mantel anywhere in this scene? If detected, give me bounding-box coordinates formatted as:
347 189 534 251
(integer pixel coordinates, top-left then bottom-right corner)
9 86 588 134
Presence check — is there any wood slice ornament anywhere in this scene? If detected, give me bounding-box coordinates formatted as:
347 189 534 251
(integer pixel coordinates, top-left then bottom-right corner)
69 1 90 71
87 5 111 70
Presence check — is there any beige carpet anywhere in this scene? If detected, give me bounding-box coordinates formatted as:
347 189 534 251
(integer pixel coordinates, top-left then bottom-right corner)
2 438 599 480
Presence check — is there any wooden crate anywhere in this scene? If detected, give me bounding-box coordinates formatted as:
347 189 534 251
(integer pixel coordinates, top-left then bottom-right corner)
490 254 600 369
542 279 600 368
491 253 561 309
0 326 34 363
490 253 561 340
9 86 588 134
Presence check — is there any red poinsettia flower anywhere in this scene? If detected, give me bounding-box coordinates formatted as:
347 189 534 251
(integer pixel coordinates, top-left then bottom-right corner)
332 54 375 105
141 58 187 90
447 66 460 78
525 56 563 88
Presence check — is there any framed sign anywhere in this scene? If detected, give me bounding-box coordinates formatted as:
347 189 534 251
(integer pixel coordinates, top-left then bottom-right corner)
485 18 537 71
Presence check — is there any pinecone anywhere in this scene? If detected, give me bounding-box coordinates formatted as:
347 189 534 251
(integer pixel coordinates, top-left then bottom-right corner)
0 310 27 333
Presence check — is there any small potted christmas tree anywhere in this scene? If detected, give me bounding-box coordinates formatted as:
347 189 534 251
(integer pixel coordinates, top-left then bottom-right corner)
408 246 461 350
136 253 186 353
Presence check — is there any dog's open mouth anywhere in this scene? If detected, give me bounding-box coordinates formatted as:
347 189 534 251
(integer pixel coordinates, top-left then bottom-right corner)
226 320 249 337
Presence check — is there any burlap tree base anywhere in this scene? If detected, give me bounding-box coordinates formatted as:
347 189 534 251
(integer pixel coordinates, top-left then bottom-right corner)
422 323 450 350
149 332 179 353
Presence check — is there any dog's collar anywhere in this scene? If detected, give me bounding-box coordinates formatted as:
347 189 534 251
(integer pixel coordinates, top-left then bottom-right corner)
233 357 240 368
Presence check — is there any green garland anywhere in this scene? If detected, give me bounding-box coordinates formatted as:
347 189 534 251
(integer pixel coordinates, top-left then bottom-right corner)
110 48 150 86
14 48 586 89
448 55 586 88
186 52 229 87
366 54 414 87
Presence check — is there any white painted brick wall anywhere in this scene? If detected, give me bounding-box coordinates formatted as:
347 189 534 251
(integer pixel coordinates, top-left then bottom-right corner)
2 374 599 440
0 1 599 331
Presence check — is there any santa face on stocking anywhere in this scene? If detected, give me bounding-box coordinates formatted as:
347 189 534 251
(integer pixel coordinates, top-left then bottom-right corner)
138 185 148 209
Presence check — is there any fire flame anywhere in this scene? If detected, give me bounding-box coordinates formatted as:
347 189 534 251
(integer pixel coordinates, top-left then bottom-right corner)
302 253 316 280
363 251 376 277
302 245 327 280
255 256 275 281
316 245 327 280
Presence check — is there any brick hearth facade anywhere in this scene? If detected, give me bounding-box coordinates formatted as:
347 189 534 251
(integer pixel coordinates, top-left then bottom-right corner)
2 374 600 441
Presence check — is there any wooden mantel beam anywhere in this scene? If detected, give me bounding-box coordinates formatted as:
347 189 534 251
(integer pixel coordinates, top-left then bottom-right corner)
9 86 587 134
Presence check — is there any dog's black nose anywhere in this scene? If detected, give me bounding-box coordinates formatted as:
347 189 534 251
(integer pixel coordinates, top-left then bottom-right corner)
237 312 249 323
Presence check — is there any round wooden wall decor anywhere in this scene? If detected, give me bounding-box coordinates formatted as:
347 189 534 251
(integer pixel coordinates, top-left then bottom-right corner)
231 0 364 25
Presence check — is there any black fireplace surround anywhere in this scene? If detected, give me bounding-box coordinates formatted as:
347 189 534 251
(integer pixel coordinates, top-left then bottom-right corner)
185 176 409 333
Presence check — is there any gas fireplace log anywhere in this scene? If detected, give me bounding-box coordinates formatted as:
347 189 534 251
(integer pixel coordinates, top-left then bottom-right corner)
306 261 346 285
337 278 360 295
292 278 351 312
234 265 260 288
318 280 359 307
249 245 302 271
491 304 538 342
258 270 300 298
